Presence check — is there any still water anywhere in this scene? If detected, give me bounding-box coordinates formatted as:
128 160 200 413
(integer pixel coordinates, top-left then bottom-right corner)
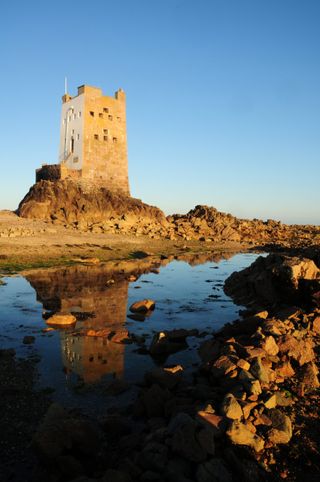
0 252 263 414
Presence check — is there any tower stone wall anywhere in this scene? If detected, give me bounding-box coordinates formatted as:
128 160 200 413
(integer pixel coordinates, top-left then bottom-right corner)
36 84 130 196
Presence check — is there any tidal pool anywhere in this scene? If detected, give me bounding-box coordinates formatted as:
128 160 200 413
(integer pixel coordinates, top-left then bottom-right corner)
0 251 264 414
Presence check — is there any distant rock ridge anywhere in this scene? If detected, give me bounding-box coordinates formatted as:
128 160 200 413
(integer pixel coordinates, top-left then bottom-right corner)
17 180 320 246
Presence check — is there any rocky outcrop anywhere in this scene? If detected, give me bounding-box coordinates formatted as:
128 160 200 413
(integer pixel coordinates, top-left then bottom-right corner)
224 253 320 309
169 205 320 246
16 181 320 246
17 179 169 236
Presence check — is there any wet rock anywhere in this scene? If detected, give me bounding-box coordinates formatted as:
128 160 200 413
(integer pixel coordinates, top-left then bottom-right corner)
267 409 292 444
227 420 265 452
220 393 243 420
149 332 188 357
196 458 232 482
198 339 221 363
129 299 155 313
46 312 77 326
144 366 183 390
23 335 35 344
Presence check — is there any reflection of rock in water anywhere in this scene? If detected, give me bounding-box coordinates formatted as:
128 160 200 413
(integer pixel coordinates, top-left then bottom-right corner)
61 333 125 383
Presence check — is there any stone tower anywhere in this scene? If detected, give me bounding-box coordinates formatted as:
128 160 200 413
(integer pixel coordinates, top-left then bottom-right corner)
36 84 130 196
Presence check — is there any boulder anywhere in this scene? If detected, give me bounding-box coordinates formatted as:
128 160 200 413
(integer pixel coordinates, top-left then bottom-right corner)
46 312 77 326
130 299 156 313
220 394 243 420
267 409 292 444
227 421 265 452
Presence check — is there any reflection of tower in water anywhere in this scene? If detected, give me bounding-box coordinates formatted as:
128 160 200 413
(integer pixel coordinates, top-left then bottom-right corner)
26 265 130 384
59 278 129 383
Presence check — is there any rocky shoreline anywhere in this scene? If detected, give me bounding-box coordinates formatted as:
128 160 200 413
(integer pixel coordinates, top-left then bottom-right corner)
1 248 320 481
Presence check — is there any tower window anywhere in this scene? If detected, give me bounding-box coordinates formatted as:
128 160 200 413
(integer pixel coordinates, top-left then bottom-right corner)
108 115 113 121
103 108 109 113
104 136 108 141
90 111 94 117
99 113 103 118
113 137 117 143
94 134 99 140
77 134 80 140
78 111 81 117
103 129 108 134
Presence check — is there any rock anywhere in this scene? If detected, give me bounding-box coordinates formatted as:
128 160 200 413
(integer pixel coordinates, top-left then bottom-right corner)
149 332 187 357
103 469 132 482
275 360 295 378
130 299 155 313
264 394 277 409
137 442 168 473
267 409 292 444
23 335 35 344
227 421 265 452
196 412 226 437
260 335 279 356
299 362 320 393
86 329 112 337
139 384 171 418
312 316 320 334
198 339 221 363
220 393 243 420
144 366 183 390
171 418 207 463
224 254 320 307
46 312 77 326
237 359 250 371
196 458 232 482
211 355 237 378
72 257 100 264
277 335 315 366
197 428 215 456
250 358 269 384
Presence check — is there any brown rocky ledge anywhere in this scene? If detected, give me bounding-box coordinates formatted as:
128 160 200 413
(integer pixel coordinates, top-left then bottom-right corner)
15 180 320 246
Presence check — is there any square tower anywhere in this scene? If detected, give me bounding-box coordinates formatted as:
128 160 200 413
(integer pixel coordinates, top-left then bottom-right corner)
58 84 130 195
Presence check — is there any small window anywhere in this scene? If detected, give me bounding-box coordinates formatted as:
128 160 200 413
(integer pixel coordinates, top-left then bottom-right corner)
103 107 109 113
94 134 99 140
73 157 79 163
108 115 113 121
90 111 94 117
99 113 103 118
72 129 74 134
103 136 108 141
113 137 117 143
78 111 81 118
103 129 108 134
77 134 80 140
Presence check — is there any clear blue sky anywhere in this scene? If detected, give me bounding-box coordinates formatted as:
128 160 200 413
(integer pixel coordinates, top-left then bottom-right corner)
1 0 319 224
